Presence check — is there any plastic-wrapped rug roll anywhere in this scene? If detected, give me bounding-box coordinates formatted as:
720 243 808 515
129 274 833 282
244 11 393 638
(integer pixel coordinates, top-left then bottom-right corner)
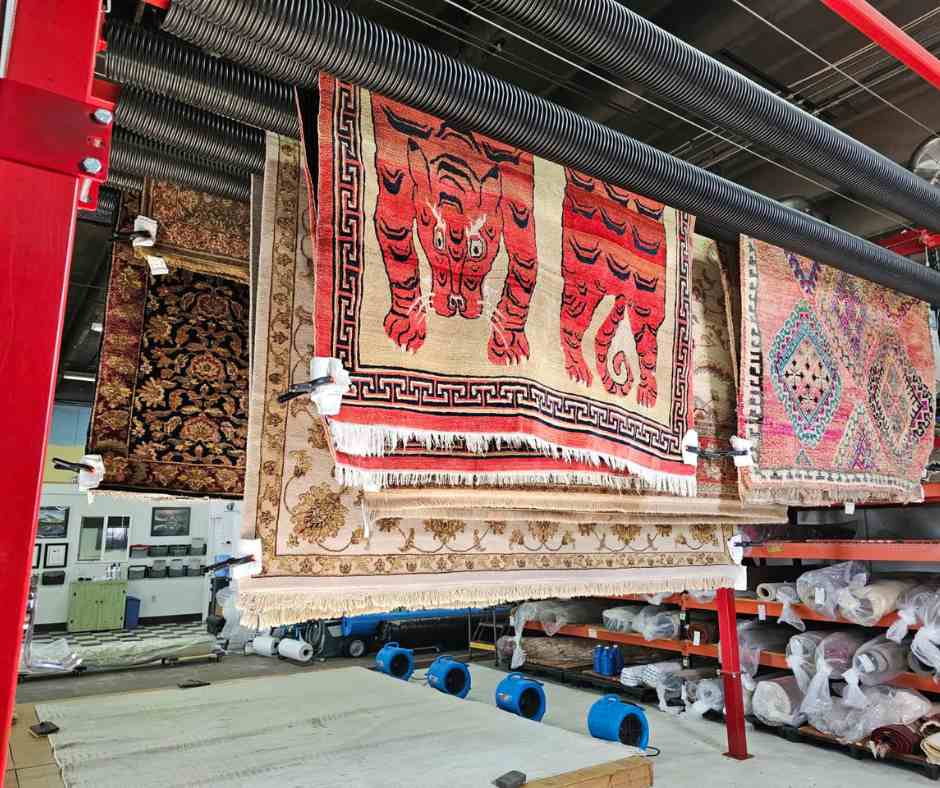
601 605 644 633
620 660 680 687
842 634 910 708
796 561 868 619
756 582 796 601
252 635 280 657
799 630 869 716
912 596 940 678
735 621 792 676
752 675 805 727
815 686 931 745
776 584 805 631
656 668 713 713
785 630 836 692
631 606 681 641
277 638 313 663
888 584 940 643
687 677 724 715
837 579 917 626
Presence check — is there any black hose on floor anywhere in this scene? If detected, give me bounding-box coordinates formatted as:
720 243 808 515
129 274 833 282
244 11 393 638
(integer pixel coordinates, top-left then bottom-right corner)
116 87 266 174
100 21 298 137
161 0 940 302
111 128 251 202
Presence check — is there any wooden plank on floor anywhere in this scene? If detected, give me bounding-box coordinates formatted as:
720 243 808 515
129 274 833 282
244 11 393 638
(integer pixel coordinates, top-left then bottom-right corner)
7 707 55 771
525 757 653 787
13 766 61 788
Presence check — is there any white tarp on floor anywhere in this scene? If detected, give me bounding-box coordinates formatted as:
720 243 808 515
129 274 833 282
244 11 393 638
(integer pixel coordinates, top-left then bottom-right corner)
37 666 629 787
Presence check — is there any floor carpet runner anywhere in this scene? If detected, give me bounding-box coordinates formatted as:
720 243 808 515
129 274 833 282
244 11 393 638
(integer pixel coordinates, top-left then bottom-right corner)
87 242 249 498
311 75 696 493
239 134 745 625
738 235 935 505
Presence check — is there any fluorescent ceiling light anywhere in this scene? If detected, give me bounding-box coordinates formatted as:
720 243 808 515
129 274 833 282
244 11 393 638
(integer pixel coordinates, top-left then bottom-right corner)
62 372 96 383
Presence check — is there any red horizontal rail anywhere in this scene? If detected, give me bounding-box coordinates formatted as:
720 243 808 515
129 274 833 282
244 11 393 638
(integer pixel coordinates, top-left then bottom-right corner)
683 596 913 630
745 540 940 561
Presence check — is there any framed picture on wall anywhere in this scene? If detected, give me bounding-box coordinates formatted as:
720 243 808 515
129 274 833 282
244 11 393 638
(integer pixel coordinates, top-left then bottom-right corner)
32 544 40 569
44 543 68 569
151 507 191 537
37 506 69 539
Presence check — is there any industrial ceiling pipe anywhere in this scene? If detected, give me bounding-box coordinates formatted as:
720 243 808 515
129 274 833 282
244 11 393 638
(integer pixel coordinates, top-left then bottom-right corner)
163 0 940 303
100 21 299 137
820 0 940 95
111 128 251 202
116 87 265 174
162 4 312 86
464 0 940 233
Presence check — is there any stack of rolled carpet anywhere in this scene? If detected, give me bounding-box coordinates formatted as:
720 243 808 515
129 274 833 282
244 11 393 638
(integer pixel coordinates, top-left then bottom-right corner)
631 605 681 642
887 582 940 642
620 660 682 688
785 630 837 692
796 562 868 619
837 578 917 627
735 621 792 677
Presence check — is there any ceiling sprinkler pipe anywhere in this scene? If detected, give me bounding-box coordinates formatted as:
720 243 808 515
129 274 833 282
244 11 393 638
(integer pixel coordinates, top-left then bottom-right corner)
173 0 940 302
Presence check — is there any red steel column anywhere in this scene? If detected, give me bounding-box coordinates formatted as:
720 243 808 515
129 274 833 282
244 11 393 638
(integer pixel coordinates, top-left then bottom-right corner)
716 587 751 760
0 0 104 771
820 0 940 94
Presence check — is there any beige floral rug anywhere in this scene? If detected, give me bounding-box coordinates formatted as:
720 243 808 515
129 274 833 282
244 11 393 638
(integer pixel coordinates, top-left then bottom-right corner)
238 134 744 625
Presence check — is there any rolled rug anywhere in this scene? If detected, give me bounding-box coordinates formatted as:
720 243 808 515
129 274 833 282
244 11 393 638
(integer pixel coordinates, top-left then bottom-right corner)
924 732 940 765
632 606 681 641
735 622 793 676
887 584 940 643
656 667 714 713
912 596 940 678
776 583 806 631
752 675 805 727
785 630 837 692
869 723 922 759
799 629 869 717
687 619 719 646
756 582 797 601
602 605 645 633
687 677 724 716
842 635 910 708
837 579 917 626
620 660 681 688
796 561 868 619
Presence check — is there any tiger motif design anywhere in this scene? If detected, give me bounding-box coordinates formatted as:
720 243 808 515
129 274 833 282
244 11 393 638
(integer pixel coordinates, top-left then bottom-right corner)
560 168 668 406
371 96 538 364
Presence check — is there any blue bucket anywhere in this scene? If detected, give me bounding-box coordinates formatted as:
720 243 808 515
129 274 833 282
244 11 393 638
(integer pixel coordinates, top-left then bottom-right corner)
495 673 546 722
587 695 650 749
375 642 415 680
427 656 471 699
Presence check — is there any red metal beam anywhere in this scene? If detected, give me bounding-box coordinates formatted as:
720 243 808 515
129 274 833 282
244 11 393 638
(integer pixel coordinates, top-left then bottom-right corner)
873 228 940 258
745 540 940 561
820 0 940 94
0 0 104 772
716 588 751 760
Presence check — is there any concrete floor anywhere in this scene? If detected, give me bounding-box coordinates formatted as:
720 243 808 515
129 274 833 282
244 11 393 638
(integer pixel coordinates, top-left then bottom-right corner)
15 655 931 787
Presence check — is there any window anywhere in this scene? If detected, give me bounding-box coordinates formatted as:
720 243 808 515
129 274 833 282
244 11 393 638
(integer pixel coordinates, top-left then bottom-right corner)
78 516 130 561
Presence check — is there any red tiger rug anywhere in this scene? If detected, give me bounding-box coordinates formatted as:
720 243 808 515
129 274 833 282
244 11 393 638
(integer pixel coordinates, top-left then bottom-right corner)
312 75 695 493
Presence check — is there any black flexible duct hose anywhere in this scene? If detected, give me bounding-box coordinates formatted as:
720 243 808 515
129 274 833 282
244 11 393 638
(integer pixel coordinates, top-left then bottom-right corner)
468 0 940 233
100 21 298 137
111 129 251 202
116 87 265 175
162 4 313 86
105 171 145 193
166 0 940 302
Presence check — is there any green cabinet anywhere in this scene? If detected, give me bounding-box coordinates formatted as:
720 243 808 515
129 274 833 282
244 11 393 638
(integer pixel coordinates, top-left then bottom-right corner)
68 580 128 633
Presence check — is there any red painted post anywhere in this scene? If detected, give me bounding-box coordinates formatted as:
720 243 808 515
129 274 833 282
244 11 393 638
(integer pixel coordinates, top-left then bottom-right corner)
716 587 751 760
820 0 940 94
0 0 104 771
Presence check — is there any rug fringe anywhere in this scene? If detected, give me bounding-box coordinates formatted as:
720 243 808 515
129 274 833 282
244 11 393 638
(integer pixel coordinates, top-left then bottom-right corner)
337 464 661 493
329 422 696 496
237 569 742 627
